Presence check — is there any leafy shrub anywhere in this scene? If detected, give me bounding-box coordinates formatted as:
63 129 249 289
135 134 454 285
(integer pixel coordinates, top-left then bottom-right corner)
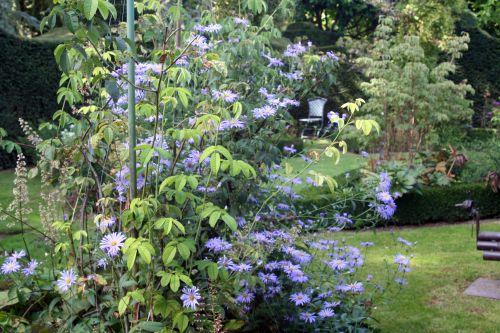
0 1 407 332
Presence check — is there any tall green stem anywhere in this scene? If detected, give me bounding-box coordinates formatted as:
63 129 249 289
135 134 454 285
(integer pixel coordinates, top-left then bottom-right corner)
127 0 137 200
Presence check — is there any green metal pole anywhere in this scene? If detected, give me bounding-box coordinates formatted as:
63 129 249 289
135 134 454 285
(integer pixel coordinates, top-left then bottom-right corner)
127 0 137 200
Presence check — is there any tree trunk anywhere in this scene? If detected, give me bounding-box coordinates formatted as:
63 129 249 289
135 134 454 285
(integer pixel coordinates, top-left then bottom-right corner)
315 8 323 30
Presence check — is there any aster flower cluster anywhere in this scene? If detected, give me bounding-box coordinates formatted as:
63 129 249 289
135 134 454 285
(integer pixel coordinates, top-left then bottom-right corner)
0 250 38 277
194 23 223 34
212 89 239 103
252 88 299 120
283 42 310 57
374 172 397 220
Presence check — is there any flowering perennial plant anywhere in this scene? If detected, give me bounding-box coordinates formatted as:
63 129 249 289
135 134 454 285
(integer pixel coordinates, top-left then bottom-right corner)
0 1 412 332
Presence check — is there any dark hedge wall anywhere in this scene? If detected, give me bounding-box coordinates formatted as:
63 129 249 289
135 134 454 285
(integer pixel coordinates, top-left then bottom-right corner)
455 11 500 126
394 183 500 225
0 31 60 169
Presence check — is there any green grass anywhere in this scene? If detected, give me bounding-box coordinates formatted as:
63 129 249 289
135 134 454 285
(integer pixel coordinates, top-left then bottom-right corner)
0 170 45 256
284 138 366 177
321 221 500 333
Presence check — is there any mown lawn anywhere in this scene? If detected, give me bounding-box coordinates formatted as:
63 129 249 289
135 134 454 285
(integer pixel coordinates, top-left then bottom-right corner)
323 221 500 333
283 139 367 191
0 170 46 256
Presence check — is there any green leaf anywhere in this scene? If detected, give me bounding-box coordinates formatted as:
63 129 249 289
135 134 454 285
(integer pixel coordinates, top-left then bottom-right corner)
137 321 165 332
177 243 190 260
221 213 237 231
172 219 185 234
173 312 189 332
97 0 109 19
209 211 221 228
224 320 245 331
63 11 79 33
207 262 218 281
170 275 180 292
210 152 221 175
127 249 137 270
162 246 176 265
118 295 130 315
83 0 99 20
138 245 152 264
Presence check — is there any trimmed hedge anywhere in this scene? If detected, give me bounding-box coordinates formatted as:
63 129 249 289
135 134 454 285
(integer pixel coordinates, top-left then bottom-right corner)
394 183 500 225
0 31 60 169
297 182 500 227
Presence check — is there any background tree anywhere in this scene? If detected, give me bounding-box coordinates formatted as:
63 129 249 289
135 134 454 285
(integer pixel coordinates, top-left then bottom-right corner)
358 16 474 162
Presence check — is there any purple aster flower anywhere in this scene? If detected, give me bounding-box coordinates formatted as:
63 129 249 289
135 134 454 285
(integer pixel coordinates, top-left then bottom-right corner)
280 98 300 108
395 277 408 285
377 172 392 192
290 249 312 264
236 216 246 227
97 258 108 269
318 308 335 318
283 42 308 57
299 312 317 323
217 255 235 269
290 292 310 306
1 259 21 274
283 145 297 154
10 250 26 260
280 70 303 81
252 105 277 119
205 238 232 253
22 259 39 276
219 119 246 131
360 242 374 247
212 89 238 103
288 269 309 283
329 259 348 271
394 254 410 266
377 191 394 204
258 272 278 284
233 17 250 27
194 23 222 34
261 53 284 67
236 289 254 304
100 232 126 257
397 237 414 247
96 216 117 232
346 281 364 293
176 55 189 67
264 261 280 271
57 269 77 292
376 202 396 220
234 263 252 272
321 51 339 62
181 286 202 310
334 213 353 226
360 151 369 158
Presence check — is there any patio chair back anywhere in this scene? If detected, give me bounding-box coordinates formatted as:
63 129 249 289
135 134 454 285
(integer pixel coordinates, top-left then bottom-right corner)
308 98 327 118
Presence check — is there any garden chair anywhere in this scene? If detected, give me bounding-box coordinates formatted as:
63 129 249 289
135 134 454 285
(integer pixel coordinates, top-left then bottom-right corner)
299 97 326 138
456 199 500 261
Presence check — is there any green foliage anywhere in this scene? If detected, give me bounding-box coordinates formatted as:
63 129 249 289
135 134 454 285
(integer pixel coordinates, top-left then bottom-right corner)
467 0 499 36
395 182 500 225
358 16 474 156
0 31 60 169
454 11 500 126
294 0 379 38
0 0 390 331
